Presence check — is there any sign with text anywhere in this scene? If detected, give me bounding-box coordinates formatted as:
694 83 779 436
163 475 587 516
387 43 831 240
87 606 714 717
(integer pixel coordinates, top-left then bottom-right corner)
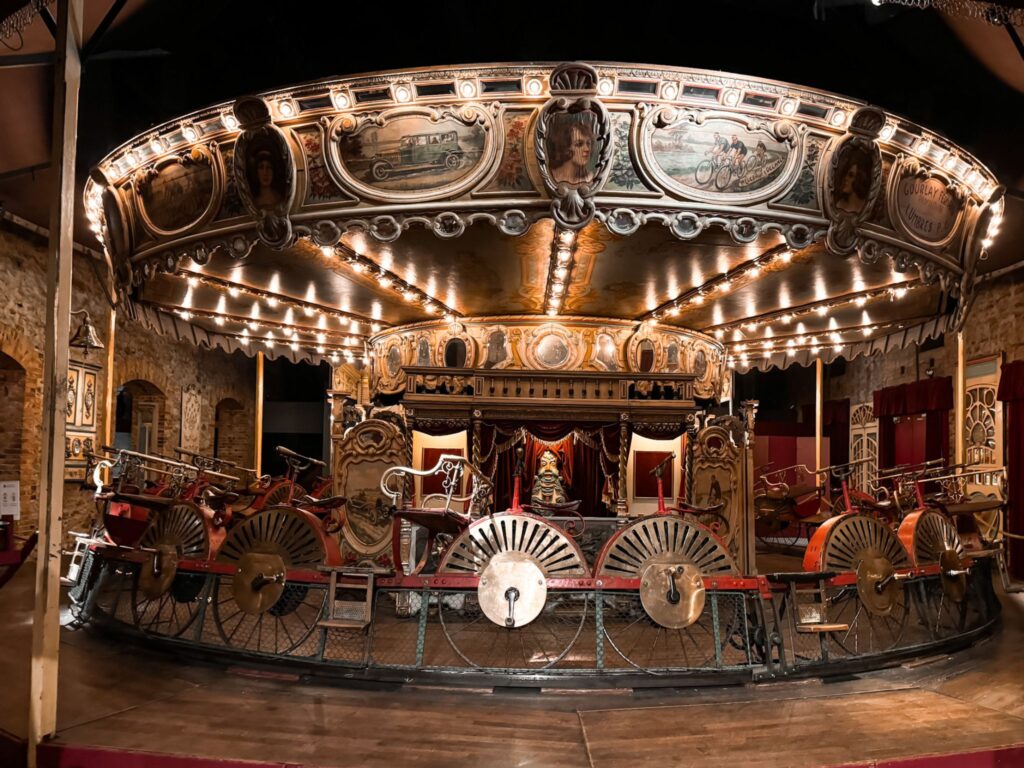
0 481 20 520
895 174 960 245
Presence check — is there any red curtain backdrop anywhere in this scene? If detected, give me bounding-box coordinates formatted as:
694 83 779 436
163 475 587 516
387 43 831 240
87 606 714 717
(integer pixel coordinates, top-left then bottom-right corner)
420 447 463 498
997 360 1024 578
634 451 673 498
874 377 953 468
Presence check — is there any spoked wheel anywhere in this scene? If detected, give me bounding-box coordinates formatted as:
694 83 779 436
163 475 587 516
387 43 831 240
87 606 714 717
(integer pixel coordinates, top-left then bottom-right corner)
695 159 714 185
437 592 588 670
213 505 339 655
435 513 589 667
900 510 968 638
594 515 739 671
261 481 305 509
805 514 910 655
714 164 734 190
131 503 216 637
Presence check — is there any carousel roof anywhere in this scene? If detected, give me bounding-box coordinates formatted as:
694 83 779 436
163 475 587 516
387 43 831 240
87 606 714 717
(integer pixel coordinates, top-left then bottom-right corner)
85 61 1004 379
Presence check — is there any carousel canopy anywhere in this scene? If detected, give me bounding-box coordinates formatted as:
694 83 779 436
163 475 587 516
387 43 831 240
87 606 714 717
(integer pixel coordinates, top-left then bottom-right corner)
83 61 1002 387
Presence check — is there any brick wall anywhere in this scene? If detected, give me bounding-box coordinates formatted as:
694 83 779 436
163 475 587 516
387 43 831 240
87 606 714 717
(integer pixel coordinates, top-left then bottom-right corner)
0 221 256 541
0 358 26 495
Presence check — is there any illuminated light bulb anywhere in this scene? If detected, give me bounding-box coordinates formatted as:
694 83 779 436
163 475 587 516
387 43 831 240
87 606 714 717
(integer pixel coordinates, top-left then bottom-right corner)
796 322 806 334
556 249 572 265
944 154 957 171
330 352 339 363
732 329 743 342
917 138 931 154
830 332 842 343
810 345 820 354
424 303 438 314
780 98 797 116
124 150 137 166
228 286 240 298
303 306 314 317
394 85 412 102
786 339 795 348
744 322 758 331
551 282 564 295
669 306 681 317
828 317 838 330
661 82 678 100
316 332 326 343
320 245 335 257
892 287 908 300
723 89 740 106
830 110 847 127
739 353 749 364
981 238 993 249
796 335 806 345
248 321 258 331
332 91 350 109
399 289 415 302
215 316 225 326
719 278 731 291
178 310 192 321
266 297 279 308
187 275 199 288
289 342 298 351
862 327 872 337
554 267 568 280
526 78 543 96
764 340 774 349
691 293 704 305
735 343 747 352
816 305 828 316
749 265 761 278
377 274 392 288
855 296 867 307
182 125 198 142
277 99 295 117
371 323 381 332
284 308 295 324
223 113 238 130
727 358 736 369
558 230 575 246
833 344 843 353
316 345 325 354
350 261 366 273
788 348 797 357
150 137 165 153
598 78 614 96
349 319 359 333
714 329 725 340
879 123 895 141
779 250 793 263
459 80 477 98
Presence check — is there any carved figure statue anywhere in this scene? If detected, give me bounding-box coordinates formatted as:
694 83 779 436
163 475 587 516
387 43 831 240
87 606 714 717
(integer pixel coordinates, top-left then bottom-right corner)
531 449 568 505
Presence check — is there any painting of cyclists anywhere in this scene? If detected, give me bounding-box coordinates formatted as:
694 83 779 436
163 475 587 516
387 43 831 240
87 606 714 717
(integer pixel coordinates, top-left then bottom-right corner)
649 119 789 195
338 114 486 192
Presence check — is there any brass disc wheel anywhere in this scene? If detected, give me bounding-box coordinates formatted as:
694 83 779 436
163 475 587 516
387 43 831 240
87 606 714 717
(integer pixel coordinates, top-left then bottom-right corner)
130 503 210 637
899 511 968 637
212 506 333 655
594 515 742 671
435 513 589 669
806 514 910 655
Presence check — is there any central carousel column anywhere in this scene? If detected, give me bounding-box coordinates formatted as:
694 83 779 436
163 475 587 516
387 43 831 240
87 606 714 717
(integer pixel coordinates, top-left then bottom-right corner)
739 400 759 574
618 414 629 517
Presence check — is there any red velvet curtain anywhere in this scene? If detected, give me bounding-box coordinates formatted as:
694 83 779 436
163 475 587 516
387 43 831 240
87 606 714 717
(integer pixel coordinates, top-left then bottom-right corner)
997 361 1024 578
874 377 953 468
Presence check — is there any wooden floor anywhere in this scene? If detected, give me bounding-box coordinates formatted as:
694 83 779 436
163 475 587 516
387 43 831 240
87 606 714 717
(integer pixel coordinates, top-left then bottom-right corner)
1 560 1022 768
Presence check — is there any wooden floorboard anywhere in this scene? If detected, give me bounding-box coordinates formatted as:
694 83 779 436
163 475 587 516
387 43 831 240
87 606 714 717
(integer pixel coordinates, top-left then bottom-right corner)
578 689 1024 768
1 562 1023 768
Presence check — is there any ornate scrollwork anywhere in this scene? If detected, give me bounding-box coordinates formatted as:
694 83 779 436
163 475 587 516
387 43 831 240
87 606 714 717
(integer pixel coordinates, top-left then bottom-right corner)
232 96 297 249
824 106 885 256
536 63 613 230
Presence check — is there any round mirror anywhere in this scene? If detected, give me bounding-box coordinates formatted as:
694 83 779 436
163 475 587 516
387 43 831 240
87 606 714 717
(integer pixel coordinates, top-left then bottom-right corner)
386 346 402 377
638 339 656 372
444 338 467 368
535 333 570 368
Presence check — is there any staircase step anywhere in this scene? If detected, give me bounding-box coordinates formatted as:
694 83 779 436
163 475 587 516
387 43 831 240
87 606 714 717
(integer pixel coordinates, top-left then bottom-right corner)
797 623 850 633
319 618 370 630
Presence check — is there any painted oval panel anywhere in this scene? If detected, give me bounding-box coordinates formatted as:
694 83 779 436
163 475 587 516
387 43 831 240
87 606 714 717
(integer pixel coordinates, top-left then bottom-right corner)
138 161 214 233
338 116 486 192
895 175 960 244
650 119 789 195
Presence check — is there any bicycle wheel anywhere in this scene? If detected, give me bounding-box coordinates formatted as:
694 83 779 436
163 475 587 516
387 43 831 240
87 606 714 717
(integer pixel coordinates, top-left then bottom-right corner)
695 159 714 185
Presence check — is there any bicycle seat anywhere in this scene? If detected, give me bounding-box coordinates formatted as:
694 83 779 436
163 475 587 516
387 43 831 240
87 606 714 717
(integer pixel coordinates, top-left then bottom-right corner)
298 494 347 511
202 485 241 508
672 501 725 515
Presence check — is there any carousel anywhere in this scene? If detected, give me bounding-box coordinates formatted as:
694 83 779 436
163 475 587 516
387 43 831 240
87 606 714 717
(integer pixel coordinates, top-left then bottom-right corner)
67 60 1007 686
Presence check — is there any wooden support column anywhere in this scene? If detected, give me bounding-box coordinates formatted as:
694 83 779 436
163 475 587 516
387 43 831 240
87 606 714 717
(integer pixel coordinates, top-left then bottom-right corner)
955 331 966 465
102 310 117 447
617 418 629 516
815 357 824 482
28 0 84 759
255 351 265 475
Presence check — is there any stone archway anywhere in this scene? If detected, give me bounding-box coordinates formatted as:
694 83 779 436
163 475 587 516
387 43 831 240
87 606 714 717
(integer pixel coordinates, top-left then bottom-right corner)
116 379 168 456
214 397 251 469
0 322 43 535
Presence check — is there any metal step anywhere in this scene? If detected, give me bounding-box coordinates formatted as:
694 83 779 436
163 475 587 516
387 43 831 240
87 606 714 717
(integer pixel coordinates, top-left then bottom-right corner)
318 617 370 630
797 623 850 633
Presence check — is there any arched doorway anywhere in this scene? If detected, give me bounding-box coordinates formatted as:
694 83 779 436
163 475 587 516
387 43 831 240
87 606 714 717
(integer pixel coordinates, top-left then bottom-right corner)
115 379 167 455
0 352 26 533
214 397 250 468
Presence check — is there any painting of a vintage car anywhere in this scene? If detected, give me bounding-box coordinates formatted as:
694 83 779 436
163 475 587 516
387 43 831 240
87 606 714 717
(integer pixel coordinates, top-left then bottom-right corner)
338 115 485 192
650 119 789 195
